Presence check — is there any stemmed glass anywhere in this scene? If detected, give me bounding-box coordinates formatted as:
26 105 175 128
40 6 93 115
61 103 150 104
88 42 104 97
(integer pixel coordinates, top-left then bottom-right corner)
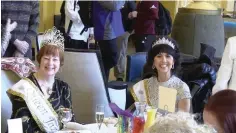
95 104 105 130
58 107 72 130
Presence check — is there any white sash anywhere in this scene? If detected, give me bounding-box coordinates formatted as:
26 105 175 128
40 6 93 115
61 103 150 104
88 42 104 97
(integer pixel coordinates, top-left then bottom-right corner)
131 80 151 105
8 78 60 132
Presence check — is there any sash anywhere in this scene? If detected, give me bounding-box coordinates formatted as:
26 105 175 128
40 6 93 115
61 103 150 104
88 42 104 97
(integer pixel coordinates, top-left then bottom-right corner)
7 78 60 132
130 80 151 106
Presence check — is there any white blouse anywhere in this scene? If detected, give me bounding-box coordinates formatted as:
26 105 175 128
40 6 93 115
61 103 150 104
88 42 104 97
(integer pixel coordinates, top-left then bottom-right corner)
212 36 236 95
65 0 94 42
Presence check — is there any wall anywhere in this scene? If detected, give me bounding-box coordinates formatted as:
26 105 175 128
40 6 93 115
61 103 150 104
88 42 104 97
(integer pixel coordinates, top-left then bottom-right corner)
39 1 62 32
170 1 234 20
161 1 177 21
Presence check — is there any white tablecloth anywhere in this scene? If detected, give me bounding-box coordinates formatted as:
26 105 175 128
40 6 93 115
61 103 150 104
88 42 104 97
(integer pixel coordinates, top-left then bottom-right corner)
84 123 117 133
57 123 117 133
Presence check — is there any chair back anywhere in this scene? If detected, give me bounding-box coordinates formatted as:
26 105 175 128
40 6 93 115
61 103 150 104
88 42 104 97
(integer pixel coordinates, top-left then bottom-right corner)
54 15 61 29
107 81 127 111
56 49 113 124
126 52 147 82
35 33 44 52
1 70 21 133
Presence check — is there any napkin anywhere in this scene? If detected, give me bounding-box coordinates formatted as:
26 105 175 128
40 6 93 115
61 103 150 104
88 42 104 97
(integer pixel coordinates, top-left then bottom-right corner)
109 103 133 117
65 122 89 130
104 117 118 125
84 123 116 133
7 118 23 133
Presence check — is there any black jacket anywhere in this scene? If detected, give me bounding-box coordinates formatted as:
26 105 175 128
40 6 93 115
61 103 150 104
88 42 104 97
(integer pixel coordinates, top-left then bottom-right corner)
120 1 136 32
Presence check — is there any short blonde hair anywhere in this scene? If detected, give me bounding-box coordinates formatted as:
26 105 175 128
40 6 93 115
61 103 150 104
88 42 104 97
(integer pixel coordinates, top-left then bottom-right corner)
145 112 216 133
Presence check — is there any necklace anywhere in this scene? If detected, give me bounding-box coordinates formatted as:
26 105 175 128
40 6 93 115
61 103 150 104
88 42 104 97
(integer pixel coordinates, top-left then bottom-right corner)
34 73 54 95
40 84 53 95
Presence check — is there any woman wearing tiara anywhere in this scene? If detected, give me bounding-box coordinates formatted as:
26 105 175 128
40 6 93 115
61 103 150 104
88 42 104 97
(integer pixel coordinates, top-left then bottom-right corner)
131 36 191 112
7 27 76 132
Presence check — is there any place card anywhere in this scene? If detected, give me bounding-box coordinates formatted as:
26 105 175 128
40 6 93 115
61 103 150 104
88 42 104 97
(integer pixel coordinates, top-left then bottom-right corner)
158 86 177 113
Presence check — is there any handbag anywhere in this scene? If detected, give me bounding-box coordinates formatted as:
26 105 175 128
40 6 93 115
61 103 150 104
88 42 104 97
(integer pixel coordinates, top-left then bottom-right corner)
64 0 76 48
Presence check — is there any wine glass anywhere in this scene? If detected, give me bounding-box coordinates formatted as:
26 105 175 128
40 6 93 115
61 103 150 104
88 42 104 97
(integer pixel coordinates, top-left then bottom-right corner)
58 107 72 129
95 104 104 130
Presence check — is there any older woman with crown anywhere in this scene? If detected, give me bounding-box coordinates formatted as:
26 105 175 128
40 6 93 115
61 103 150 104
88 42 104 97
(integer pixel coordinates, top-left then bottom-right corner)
131 36 191 112
7 27 76 132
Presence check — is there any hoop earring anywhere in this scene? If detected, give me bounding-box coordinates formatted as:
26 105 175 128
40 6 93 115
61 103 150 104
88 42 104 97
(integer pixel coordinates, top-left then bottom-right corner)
172 64 174 69
152 65 156 69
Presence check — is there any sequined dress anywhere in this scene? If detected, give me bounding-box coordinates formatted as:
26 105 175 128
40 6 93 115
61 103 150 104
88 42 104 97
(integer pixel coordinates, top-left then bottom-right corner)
131 75 192 111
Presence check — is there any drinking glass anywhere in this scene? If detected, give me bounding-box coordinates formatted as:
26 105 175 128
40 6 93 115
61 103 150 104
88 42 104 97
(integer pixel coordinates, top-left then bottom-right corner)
95 104 105 130
59 108 72 129
144 106 157 129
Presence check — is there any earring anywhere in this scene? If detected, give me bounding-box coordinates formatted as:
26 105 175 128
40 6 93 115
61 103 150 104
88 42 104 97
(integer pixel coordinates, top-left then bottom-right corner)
172 64 174 69
152 65 156 69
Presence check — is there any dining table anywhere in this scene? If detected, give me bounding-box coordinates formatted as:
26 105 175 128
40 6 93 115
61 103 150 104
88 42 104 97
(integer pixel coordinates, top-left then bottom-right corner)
56 123 117 133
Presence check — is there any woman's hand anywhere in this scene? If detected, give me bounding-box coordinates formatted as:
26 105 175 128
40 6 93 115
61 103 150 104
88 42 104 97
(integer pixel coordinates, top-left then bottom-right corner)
88 34 94 41
6 18 17 33
14 39 29 54
128 11 138 19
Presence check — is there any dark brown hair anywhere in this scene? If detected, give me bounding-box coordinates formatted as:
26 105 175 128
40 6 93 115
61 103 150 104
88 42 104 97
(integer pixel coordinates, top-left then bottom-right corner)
37 44 64 66
147 36 180 76
204 90 236 133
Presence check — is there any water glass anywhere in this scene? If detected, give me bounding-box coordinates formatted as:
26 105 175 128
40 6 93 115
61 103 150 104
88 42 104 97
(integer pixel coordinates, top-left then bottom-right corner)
58 108 72 129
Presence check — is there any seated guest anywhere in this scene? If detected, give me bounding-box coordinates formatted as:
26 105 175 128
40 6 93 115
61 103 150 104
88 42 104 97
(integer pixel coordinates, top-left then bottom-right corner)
131 36 191 112
212 36 236 95
203 90 236 133
7 27 76 132
145 112 216 133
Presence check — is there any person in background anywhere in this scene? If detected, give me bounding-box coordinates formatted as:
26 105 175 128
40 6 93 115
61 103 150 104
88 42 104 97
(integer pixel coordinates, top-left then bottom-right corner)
64 0 94 49
1 1 39 59
129 1 158 52
7 27 76 132
204 90 236 133
1 18 17 57
115 1 136 81
131 36 191 112
212 36 236 95
145 112 216 133
93 1 125 81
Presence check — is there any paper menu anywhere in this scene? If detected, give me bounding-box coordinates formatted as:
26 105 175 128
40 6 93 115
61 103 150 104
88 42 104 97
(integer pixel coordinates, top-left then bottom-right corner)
158 86 177 113
7 118 23 133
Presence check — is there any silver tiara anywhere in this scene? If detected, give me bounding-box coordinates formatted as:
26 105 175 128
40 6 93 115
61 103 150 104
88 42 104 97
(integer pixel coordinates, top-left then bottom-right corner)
41 26 64 51
152 37 175 49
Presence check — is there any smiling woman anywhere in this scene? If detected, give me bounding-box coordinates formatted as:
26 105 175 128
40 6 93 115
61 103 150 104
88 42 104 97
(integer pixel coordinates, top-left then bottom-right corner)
6 27 76 132
130 36 191 113
37 45 64 76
